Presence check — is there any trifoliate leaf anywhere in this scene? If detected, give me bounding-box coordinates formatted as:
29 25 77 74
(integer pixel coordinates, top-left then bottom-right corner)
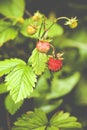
5 64 37 103
12 109 81 130
0 58 26 77
12 109 48 130
0 0 25 17
5 94 23 115
46 72 80 99
49 111 82 129
29 48 48 75
0 83 8 94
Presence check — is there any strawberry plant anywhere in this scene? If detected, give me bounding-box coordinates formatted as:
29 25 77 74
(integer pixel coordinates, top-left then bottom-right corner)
0 0 84 130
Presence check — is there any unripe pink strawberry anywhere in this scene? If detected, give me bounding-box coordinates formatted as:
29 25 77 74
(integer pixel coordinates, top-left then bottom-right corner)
36 40 50 53
48 57 63 71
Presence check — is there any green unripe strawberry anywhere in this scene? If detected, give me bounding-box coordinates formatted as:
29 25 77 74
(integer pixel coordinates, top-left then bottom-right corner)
27 25 36 35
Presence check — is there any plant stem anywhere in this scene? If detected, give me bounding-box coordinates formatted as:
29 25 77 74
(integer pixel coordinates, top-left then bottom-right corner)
50 44 56 57
41 16 70 38
55 16 70 22
6 112 11 130
38 22 44 38
41 22 54 39
25 9 32 17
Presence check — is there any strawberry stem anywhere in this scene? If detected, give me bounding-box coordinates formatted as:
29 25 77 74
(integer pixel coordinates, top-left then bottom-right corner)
50 44 56 58
38 22 44 38
41 22 54 39
55 16 70 22
41 16 70 39
38 16 46 39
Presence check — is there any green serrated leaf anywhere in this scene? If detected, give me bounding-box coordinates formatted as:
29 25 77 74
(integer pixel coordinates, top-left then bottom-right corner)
0 27 18 46
12 109 82 130
5 64 37 103
49 111 82 129
12 128 28 130
46 72 80 99
47 126 58 130
29 48 48 75
0 20 18 46
57 122 82 129
31 126 46 130
12 109 48 130
0 0 25 17
5 94 23 115
0 58 26 77
0 83 8 94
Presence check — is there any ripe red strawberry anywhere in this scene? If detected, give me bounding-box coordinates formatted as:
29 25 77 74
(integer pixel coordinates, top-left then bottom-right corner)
36 40 50 53
48 57 63 71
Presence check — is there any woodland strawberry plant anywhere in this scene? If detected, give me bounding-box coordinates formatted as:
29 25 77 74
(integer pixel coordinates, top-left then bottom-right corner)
0 0 83 130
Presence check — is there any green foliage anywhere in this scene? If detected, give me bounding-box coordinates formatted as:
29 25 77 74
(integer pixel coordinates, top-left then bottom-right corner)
39 100 63 114
55 29 87 60
0 11 63 46
46 20 64 38
29 48 48 75
32 71 80 114
0 58 37 105
0 20 18 46
12 109 82 130
5 94 23 115
5 64 37 103
33 72 63 113
0 20 11 31
20 18 42 38
0 0 25 17
0 84 8 94
0 26 18 47
20 17 63 38
75 78 87 106
49 111 82 129
46 72 80 99
0 58 26 76
12 109 48 130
